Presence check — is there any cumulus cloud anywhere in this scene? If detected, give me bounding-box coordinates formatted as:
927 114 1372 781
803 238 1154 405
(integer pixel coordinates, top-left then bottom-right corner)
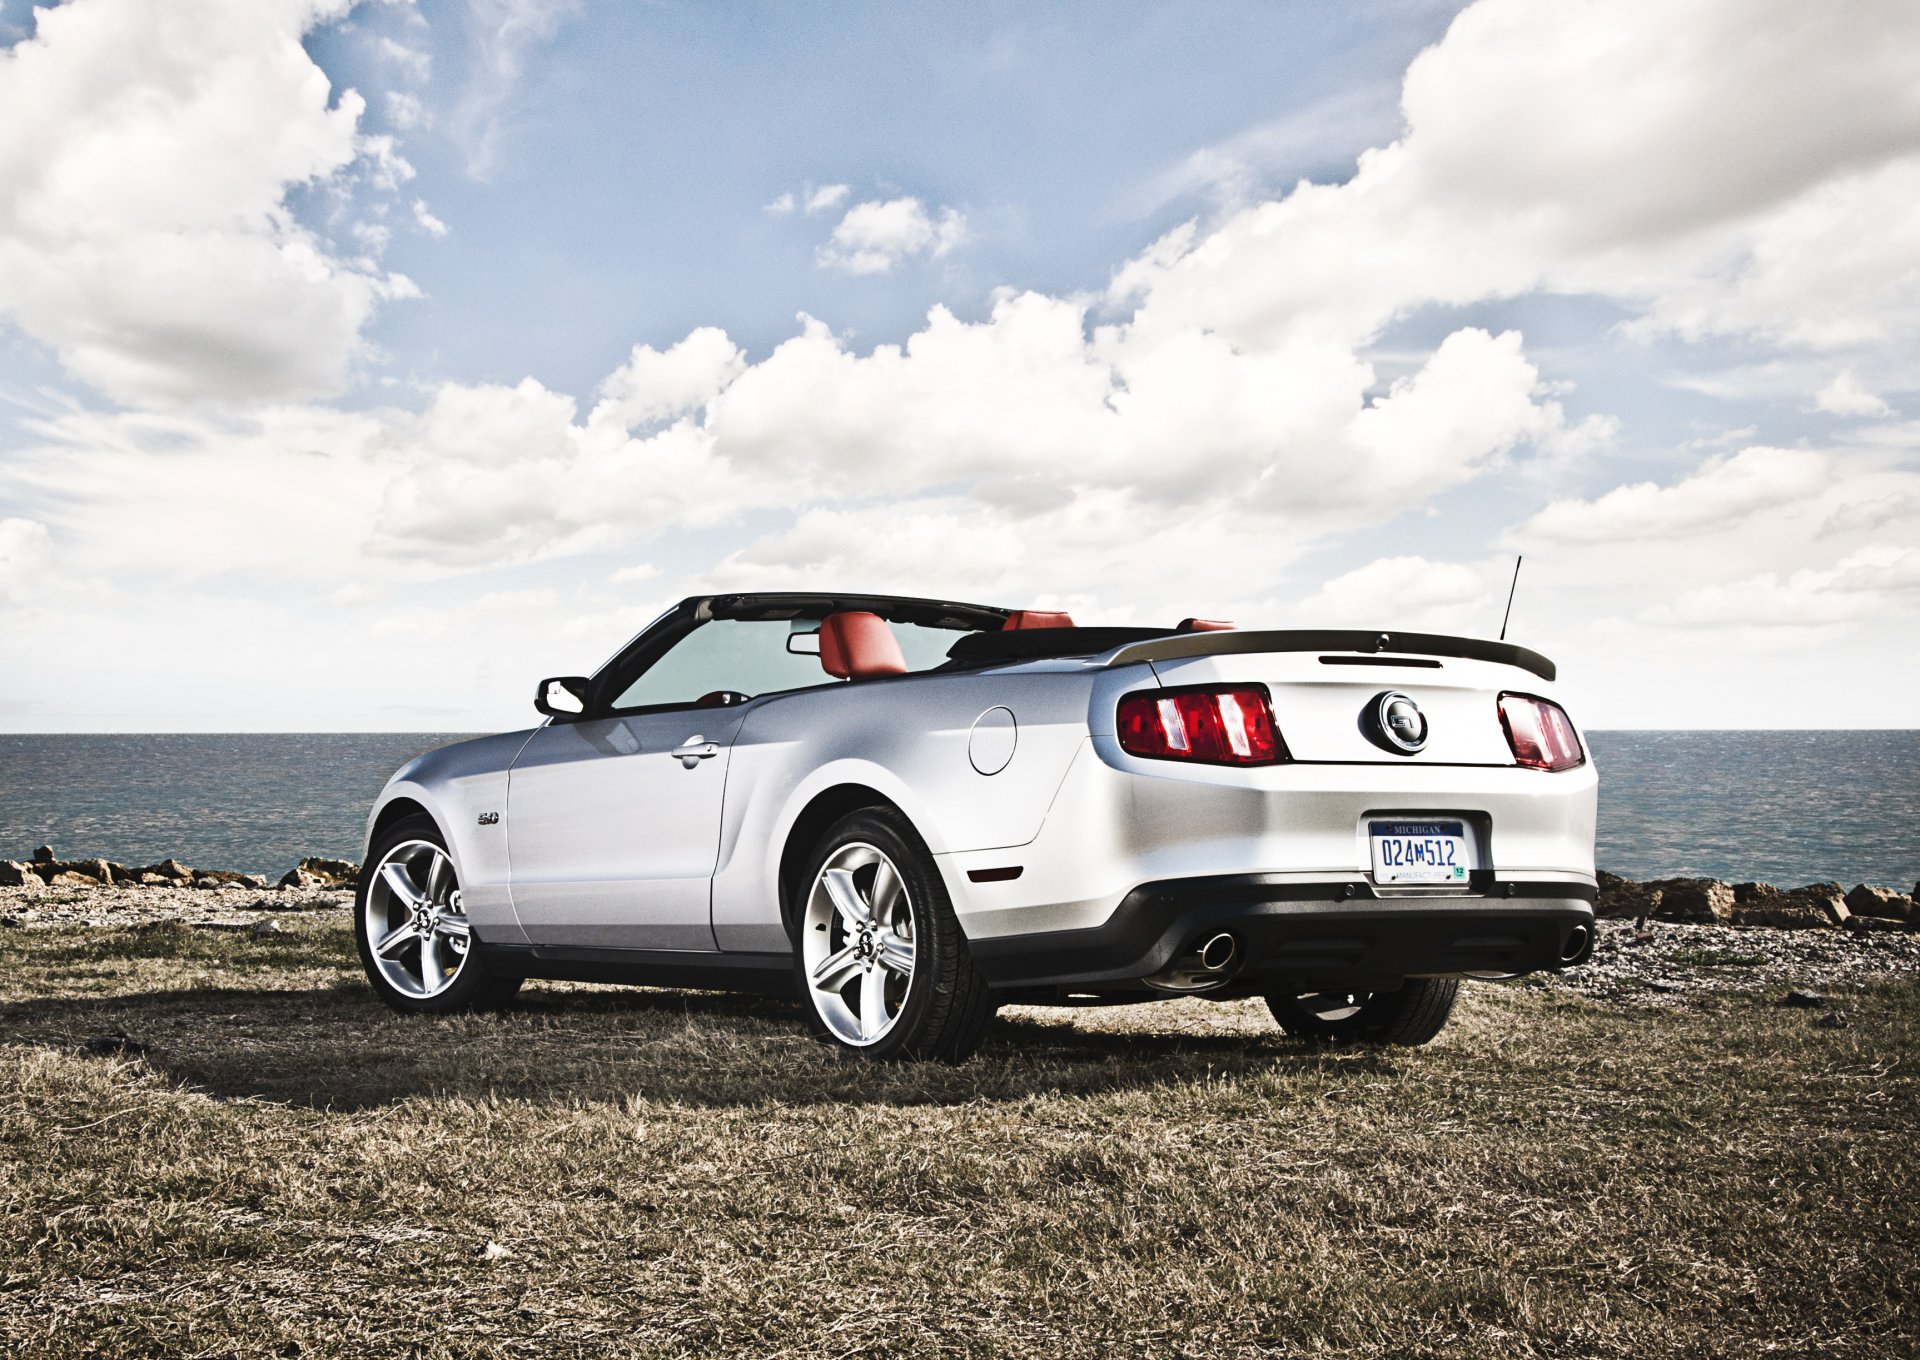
1513 447 1834 545
1816 371 1892 418
817 197 967 274
1117 0 1920 354
0 0 419 405
805 184 851 215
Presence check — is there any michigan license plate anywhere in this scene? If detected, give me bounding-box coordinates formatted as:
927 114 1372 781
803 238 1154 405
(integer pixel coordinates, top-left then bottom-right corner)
1369 820 1472 884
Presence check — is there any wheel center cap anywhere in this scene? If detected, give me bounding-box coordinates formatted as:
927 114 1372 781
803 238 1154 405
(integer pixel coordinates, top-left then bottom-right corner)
857 928 876 961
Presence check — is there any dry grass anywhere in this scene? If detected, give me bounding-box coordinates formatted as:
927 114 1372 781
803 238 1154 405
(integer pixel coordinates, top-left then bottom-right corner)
0 913 1914 1359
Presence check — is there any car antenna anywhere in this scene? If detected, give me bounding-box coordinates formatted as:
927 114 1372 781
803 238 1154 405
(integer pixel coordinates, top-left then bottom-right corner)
1499 555 1523 641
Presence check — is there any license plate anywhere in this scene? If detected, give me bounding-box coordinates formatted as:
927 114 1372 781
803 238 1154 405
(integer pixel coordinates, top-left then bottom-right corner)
1369 820 1472 884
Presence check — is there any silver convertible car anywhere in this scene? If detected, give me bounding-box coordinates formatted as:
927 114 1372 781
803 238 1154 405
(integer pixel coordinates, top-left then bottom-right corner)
356 592 1597 1061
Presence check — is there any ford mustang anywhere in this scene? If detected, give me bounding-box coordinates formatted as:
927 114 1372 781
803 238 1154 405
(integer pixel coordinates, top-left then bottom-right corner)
356 592 1597 1061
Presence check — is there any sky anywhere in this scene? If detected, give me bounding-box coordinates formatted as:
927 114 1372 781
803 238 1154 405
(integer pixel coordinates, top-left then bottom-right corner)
0 0 1916 732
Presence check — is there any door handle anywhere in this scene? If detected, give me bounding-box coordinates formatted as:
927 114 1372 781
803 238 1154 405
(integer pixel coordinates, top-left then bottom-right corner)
672 737 720 768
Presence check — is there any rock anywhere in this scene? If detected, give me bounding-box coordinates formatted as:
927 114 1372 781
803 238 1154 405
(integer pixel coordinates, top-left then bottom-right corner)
1847 915 1911 933
278 868 322 890
292 856 360 888
31 845 54 863
70 858 116 883
81 1032 148 1058
477 1241 513 1263
0 860 36 887
1648 877 1734 925
1813 1010 1850 1029
249 918 286 937
1733 881 1781 904
1732 883 1848 929
1845 884 1912 922
140 858 195 881
1595 870 1660 920
45 871 99 888
137 872 178 887
192 876 223 890
1779 989 1829 1009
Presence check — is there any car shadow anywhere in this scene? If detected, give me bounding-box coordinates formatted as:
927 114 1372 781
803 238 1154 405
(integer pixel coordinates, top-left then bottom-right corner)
0 979 1403 1111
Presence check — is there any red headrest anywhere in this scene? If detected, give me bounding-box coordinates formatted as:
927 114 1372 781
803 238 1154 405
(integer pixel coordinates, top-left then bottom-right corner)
1002 610 1075 631
1177 618 1235 632
819 611 907 680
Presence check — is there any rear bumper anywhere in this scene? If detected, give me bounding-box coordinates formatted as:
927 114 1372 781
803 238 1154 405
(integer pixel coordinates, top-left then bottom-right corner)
968 873 1597 991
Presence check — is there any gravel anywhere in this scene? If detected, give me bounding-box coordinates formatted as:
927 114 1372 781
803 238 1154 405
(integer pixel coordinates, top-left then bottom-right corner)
1541 918 1920 1001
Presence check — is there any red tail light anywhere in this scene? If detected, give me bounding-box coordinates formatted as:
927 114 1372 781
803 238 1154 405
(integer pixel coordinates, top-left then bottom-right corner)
1498 693 1585 771
1117 685 1288 766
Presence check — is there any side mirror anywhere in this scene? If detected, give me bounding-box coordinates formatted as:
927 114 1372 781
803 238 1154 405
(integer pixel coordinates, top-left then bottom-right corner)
535 675 590 719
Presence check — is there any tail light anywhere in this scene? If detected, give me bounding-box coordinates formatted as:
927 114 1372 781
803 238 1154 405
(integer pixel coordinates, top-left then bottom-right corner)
1117 685 1289 766
1498 693 1584 771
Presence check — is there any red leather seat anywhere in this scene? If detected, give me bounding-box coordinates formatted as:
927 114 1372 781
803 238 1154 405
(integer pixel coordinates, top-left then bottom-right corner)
1002 610 1075 630
1178 618 1235 632
819 611 907 680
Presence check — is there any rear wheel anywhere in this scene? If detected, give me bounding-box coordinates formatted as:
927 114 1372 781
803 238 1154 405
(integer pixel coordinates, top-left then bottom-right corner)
356 814 522 1015
794 808 996 1062
1265 978 1460 1046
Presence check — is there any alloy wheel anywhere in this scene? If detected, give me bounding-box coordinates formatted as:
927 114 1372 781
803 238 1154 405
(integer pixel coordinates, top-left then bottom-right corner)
801 842 917 1046
363 839 471 1000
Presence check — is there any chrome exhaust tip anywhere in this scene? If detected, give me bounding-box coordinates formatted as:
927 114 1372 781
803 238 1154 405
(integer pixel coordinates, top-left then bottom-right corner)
1560 924 1591 964
1198 932 1238 971
1144 931 1241 992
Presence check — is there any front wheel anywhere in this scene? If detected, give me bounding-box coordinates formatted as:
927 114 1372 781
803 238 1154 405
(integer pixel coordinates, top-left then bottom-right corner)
356 813 522 1015
794 808 997 1062
1265 978 1460 1046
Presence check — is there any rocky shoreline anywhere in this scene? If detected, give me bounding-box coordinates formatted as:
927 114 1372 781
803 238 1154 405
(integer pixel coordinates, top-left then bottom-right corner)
0 845 358 893
1596 870 1919 931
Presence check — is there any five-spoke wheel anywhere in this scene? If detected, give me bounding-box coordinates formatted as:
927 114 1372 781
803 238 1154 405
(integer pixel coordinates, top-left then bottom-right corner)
794 808 996 1061
802 842 918 1046
355 813 522 1015
364 839 472 1000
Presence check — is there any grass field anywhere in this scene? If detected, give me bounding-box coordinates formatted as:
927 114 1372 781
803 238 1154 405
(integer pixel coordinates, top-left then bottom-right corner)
1 912 1915 1358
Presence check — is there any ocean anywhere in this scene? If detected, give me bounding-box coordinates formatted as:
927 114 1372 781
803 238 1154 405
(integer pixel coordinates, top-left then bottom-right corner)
0 731 1915 889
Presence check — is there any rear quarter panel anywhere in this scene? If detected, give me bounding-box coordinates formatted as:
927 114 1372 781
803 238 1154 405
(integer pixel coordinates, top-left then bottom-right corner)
709 664 1097 952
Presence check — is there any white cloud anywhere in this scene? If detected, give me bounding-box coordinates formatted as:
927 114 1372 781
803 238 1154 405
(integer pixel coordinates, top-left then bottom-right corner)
1649 545 1920 628
0 0 418 405
593 327 746 430
0 517 53 605
1816 371 1892 418
411 198 450 237
1513 447 1833 545
817 197 967 274
763 192 796 216
453 0 580 179
1289 555 1505 631
385 90 428 131
1117 0 1920 356
804 184 850 215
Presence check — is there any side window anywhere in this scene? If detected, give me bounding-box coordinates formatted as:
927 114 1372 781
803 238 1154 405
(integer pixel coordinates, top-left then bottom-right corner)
610 620 830 710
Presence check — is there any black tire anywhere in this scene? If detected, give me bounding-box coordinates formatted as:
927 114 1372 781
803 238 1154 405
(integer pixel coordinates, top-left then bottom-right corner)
356 813 522 1016
1265 978 1460 1046
792 807 997 1062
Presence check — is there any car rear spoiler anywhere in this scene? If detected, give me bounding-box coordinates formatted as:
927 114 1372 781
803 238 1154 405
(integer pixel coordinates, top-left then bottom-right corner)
1101 629 1557 682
